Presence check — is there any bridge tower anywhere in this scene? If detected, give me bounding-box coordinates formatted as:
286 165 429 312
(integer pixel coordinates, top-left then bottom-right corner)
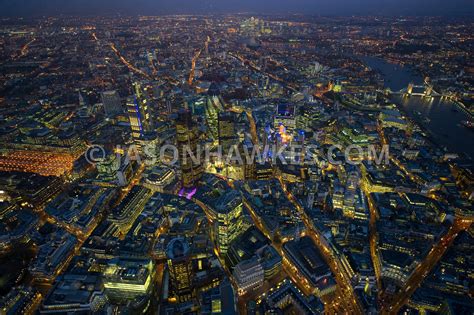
425 85 433 97
407 83 414 95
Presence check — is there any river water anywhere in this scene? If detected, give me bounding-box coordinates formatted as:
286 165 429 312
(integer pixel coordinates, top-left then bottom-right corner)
360 56 474 159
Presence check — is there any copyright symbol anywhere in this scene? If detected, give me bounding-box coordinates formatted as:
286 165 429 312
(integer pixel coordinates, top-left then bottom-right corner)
85 145 106 165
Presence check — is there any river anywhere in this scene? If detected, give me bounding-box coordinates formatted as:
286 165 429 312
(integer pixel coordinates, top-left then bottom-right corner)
360 56 474 159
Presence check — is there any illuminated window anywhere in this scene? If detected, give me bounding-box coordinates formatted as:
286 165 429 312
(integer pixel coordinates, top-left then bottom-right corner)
211 299 221 313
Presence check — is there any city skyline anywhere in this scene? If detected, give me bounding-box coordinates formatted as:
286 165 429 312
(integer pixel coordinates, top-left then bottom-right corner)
1 0 474 16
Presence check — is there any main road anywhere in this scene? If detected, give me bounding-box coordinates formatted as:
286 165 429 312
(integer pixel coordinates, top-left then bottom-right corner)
92 31 153 81
228 52 299 93
242 197 316 297
381 217 472 314
277 176 365 315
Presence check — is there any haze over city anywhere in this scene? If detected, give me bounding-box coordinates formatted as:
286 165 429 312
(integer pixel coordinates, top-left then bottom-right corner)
1 0 474 16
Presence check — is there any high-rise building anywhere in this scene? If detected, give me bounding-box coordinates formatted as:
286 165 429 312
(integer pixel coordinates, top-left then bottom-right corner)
101 90 122 117
166 238 194 302
332 185 344 210
205 83 224 140
127 96 145 142
96 150 119 183
218 112 237 152
233 259 264 295
78 91 87 107
127 82 154 143
176 110 203 188
343 171 360 218
214 190 246 255
103 258 154 301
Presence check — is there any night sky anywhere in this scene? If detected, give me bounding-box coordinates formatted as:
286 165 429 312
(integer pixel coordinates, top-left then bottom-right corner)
0 0 473 16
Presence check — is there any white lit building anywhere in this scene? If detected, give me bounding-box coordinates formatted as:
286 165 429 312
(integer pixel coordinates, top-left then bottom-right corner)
233 259 264 295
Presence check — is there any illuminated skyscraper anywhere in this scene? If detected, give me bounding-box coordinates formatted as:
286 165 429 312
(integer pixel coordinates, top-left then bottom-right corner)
101 90 122 118
166 238 194 302
205 83 224 140
218 112 237 152
127 96 144 143
214 190 246 255
127 82 153 143
176 110 203 188
96 149 119 183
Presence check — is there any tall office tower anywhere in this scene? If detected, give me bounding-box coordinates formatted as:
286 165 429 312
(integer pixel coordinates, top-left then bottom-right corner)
218 112 237 152
205 83 224 140
342 170 360 218
78 91 86 107
176 110 203 188
96 150 119 183
166 99 172 114
127 96 145 142
127 82 154 142
101 90 123 117
204 36 210 55
130 82 153 134
166 238 194 302
242 140 256 180
214 190 246 256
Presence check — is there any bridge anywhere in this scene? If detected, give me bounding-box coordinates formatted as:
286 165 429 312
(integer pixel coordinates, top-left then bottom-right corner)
383 83 473 119
386 83 458 101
